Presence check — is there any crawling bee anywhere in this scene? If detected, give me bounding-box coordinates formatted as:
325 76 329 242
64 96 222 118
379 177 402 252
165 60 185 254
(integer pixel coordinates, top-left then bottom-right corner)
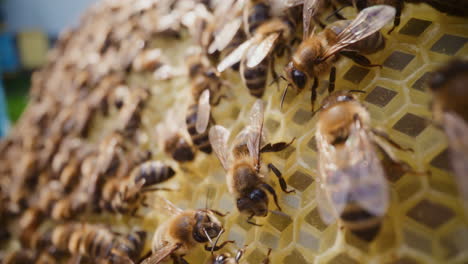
141 197 231 264
339 0 468 33
100 160 176 215
37 223 146 264
428 59 468 213
209 99 295 224
283 5 395 110
218 5 299 98
157 108 196 163
315 90 419 241
115 86 150 136
185 53 230 154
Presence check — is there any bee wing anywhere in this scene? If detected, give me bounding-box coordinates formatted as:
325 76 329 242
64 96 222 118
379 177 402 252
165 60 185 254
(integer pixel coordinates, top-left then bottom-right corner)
208 18 243 54
246 33 280 68
217 38 255 72
322 5 396 60
153 195 184 216
317 123 389 218
443 112 468 205
247 99 264 166
196 89 211 134
315 181 338 224
209 125 232 171
284 0 304 6
303 0 321 38
140 243 181 264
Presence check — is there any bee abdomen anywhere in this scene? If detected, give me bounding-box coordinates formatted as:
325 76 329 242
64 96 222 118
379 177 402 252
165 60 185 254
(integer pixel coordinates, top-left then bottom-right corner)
186 105 212 153
243 60 268 98
135 161 176 187
340 205 382 242
248 2 270 34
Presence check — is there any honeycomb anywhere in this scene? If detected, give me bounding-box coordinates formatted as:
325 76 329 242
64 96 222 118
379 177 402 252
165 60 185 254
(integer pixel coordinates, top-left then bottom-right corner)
0 0 467 264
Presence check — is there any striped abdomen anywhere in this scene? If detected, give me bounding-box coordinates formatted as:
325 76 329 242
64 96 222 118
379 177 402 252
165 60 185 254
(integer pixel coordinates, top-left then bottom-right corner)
243 59 268 98
248 2 271 34
339 203 382 242
133 160 176 187
186 104 212 154
111 230 146 262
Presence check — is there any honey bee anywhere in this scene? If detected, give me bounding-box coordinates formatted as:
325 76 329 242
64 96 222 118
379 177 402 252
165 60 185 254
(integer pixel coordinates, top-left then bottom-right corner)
428 59 468 213
141 197 231 264
217 11 298 98
39 223 146 264
100 160 176 215
283 5 395 110
209 100 295 224
2 250 35 264
340 0 468 33
115 86 150 136
185 53 230 154
156 108 196 163
206 246 245 264
315 90 419 241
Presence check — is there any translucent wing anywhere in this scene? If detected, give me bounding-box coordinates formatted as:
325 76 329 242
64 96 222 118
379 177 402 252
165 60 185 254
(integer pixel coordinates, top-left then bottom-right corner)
315 180 338 224
140 243 181 264
317 122 389 218
246 33 280 68
321 5 396 60
196 89 211 134
247 100 264 167
284 0 304 6
443 112 468 207
208 18 242 54
153 195 184 216
217 39 254 72
303 0 321 38
209 125 232 171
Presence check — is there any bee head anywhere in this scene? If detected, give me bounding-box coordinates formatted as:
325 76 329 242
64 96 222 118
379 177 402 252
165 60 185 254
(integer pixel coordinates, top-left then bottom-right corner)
193 210 223 243
237 188 268 217
284 62 307 90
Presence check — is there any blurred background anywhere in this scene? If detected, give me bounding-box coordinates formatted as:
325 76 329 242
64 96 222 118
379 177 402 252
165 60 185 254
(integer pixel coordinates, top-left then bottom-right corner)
0 0 96 135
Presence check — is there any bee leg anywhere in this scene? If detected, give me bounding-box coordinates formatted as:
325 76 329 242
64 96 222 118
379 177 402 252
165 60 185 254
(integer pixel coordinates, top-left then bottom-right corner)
261 183 282 211
209 209 230 217
247 214 263 226
262 248 272 264
260 138 295 153
268 57 280 91
267 164 295 194
339 51 382 68
371 128 413 152
311 77 319 112
328 66 336 94
331 4 346 20
204 240 235 252
388 0 403 34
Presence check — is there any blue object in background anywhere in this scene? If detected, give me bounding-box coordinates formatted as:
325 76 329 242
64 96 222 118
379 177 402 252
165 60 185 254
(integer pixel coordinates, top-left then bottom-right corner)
0 32 20 72
0 69 10 137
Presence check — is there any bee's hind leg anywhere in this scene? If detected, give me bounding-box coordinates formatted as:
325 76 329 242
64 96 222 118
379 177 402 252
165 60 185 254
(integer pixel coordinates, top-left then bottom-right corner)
267 163 295 194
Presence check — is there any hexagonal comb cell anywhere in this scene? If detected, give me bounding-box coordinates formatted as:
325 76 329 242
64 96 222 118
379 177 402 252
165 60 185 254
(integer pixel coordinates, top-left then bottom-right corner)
403 228 432 254
260 231 279 249
392 113 428 137
327 253 359 264
307 137 317 152
283 249 310 264
430 148 452 171
266 118 281 134
440 226 468 259
411 72 432 91
287 171 314 192
398 18 432 36
383 51 415 71
407 199 455 229
267 211 293 232
343 66 370 84
298 228 320 252
386 256 421 264
364 86 398 108
292 108 314 125
304 207 328 231
430 34 467 55
247 248 268 264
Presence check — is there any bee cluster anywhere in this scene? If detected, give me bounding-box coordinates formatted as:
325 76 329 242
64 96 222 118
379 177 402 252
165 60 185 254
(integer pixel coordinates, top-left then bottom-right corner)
0 0 467 263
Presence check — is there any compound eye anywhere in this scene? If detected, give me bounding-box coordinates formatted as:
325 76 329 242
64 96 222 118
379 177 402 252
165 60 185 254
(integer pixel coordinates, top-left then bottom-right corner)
292 69 306 89
249 189 266 201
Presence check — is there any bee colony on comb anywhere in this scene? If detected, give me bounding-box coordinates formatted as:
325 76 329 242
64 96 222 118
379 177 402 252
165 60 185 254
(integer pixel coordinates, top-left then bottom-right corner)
0 0 467 263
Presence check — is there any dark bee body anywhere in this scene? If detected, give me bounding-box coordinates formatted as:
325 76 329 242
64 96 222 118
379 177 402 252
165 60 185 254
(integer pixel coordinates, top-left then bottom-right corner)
243 58 270 98
186 104 213 154
247 1 271 34
133 160 176 187
165 134 196 162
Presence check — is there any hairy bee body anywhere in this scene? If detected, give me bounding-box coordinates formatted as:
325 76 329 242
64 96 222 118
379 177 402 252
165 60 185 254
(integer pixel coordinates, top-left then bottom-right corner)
186 103 213 153
247 1 271 34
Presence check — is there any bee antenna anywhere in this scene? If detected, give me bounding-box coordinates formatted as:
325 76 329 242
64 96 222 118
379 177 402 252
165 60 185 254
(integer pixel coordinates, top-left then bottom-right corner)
325 6 347 21
210 228 225 255
203 228 214 246
280 84 291 110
